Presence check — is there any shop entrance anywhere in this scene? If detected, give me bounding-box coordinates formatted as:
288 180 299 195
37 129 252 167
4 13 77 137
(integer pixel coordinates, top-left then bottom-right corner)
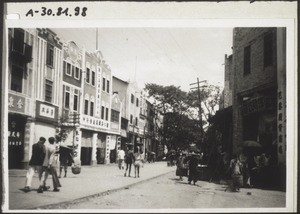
8 114 26 169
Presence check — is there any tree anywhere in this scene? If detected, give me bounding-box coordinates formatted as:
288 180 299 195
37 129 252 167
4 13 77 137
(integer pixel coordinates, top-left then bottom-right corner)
145 83 222 153
187 84 222 123
145 83 202 151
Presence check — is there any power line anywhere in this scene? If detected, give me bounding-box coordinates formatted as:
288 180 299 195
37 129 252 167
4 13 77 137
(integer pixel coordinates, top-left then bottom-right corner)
167 29 199 75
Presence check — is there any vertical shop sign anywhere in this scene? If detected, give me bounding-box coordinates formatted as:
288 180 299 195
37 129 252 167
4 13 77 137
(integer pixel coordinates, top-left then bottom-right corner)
276 28 286 165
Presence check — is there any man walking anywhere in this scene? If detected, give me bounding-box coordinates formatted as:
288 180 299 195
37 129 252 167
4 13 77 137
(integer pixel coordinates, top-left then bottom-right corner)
117 147 125 170
43 137 62 192
24 137 46 193
124 145 134 177
187 151 200 185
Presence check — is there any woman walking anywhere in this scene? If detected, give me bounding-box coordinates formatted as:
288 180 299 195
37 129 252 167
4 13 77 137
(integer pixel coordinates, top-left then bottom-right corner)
133 146 144 178
176 152 187 181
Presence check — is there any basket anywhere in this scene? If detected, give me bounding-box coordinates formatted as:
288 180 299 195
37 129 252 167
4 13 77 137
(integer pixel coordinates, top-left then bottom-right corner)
71 165 81 174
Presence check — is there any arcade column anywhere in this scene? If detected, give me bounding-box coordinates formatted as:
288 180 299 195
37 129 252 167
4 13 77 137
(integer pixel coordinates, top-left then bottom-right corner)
91 132 97 166
22 117 35 169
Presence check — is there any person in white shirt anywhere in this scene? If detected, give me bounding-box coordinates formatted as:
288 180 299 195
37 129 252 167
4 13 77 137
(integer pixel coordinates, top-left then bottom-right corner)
117 148 125 170
42 137 61 192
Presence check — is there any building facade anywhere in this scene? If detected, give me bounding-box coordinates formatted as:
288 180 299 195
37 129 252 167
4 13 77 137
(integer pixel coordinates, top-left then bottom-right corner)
232 28 280 159
231 27 287 190
8 28 35 169
7 28 161 169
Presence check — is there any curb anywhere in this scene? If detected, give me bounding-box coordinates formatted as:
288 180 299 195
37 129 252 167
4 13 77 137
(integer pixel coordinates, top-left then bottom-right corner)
31 169 175 210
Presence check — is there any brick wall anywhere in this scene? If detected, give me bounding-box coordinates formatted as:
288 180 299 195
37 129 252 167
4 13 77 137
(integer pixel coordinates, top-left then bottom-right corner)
232 28 278 153
233 28 277 94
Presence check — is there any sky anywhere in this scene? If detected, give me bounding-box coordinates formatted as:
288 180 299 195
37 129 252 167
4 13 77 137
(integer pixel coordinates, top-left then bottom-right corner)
52 28 233 92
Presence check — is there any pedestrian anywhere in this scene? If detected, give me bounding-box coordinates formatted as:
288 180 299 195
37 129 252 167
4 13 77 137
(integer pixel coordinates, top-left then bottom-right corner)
176 152 187 181
124 145 134 177
117 147 125 170
24 137 46 193
43 137 61 192
59 144 74 178
187 151 199 185
133 146 144 178
228 154 243 192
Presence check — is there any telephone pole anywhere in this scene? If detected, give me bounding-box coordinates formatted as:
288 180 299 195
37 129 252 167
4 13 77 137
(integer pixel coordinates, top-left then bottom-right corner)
190 78 207 142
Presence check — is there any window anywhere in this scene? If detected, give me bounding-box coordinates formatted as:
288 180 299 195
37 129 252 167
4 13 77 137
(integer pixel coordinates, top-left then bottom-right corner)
13 28 24 53
84 100 89 115
135 117 138 126
10 64 23 93
131 94 134 104
91 71 95 86
244 45 251 75
106 80 110 93
65 62 71 76
101 106 105 119
45 79 53 102
46 43 54 67
264 33 274 67
136 98 139 107
73 89 79 111
111 110 120 122
86 68 90 83
90 101 94 116
74 67 80 79
130 114 133 124
64 86 70 109
121 118 127 130
102 78 106 91
105 108 109 121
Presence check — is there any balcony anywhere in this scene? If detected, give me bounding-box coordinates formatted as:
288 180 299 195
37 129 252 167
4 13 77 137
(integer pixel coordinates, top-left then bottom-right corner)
10 39 32 64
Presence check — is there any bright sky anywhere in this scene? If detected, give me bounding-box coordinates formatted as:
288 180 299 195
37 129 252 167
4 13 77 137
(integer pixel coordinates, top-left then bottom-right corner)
52 28 233 92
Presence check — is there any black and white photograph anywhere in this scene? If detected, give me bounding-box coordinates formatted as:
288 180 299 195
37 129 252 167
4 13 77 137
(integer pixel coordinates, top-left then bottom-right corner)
1 1 297 213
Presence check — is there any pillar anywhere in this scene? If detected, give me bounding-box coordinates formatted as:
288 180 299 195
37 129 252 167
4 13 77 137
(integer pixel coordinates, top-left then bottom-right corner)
91 132 97 166
74 128 82 165
22 117 35 169
105 135 110 164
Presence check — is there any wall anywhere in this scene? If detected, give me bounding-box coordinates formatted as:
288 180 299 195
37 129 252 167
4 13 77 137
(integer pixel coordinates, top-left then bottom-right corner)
232 27 278 154
233 28 277 94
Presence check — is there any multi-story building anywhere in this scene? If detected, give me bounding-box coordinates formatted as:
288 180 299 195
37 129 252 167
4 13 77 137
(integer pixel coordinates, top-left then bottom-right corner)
60 39 83 164
112 76 130 150
145 100 156 154
232 28 282 159
8 28 35 169
231 27 286 187
7 28 63 169
7 28 161 168
112 78 142 151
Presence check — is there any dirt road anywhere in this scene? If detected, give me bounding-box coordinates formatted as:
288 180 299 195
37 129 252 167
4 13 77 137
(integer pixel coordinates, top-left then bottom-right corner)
47 171 285 211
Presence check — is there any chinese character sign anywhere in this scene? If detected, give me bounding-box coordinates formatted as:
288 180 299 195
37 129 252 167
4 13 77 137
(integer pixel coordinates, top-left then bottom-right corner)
8 93 25 113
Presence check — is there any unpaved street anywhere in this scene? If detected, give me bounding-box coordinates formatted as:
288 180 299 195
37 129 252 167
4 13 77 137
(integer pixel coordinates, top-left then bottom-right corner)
50 171 285 210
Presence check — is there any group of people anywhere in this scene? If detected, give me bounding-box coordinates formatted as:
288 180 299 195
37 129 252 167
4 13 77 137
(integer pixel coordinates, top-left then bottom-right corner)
24 136 74 193
117 145 145 178
176 150 203 185
175 148 270 192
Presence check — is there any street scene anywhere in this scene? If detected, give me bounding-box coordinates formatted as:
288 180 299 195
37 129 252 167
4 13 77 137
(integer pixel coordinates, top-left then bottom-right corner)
4 21 292 212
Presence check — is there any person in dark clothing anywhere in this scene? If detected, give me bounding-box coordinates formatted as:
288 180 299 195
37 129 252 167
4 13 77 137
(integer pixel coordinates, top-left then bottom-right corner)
124 145 134 177
24 137 46 193
187 151 199 185
58 145 74 178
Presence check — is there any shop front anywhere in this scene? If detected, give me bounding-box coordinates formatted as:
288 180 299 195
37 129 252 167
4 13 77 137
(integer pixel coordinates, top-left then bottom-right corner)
241 95 277 159
8 113 26 169
8 92 33 169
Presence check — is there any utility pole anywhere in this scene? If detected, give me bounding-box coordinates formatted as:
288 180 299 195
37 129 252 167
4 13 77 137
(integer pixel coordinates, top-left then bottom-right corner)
190 78 207 143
